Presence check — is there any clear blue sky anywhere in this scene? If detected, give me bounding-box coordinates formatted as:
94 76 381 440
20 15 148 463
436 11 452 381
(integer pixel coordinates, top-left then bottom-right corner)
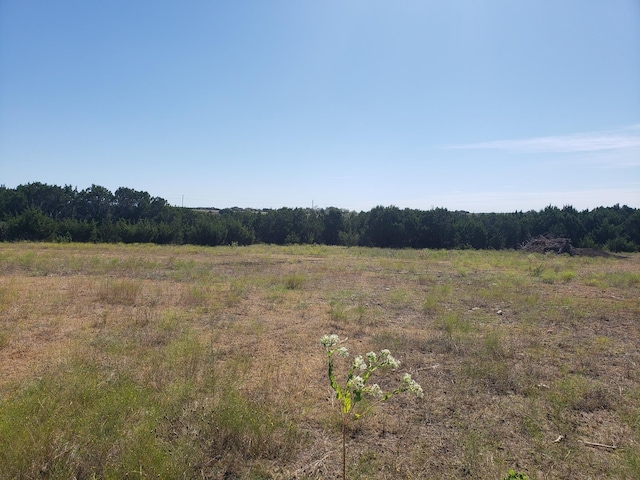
1 1 639 212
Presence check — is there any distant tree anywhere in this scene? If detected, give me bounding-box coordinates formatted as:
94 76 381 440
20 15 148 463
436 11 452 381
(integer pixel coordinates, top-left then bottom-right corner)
420 208 455 249
57 218 95 242
623 210 640 247
363 206 406 248
1 181 638 251
337 211 361 247
114 187 151 221
455 215 488 249
76 185 114 222
183 213 226 246
149 196 171 221
224 217 255 245
559 205 586 244
7 207 57 241
400 209 428 248
321 207 345 245
1 186 28 217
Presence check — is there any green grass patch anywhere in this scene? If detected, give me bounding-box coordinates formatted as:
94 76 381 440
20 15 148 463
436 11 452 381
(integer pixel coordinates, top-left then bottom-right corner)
0 362 177 479
0 331 301 479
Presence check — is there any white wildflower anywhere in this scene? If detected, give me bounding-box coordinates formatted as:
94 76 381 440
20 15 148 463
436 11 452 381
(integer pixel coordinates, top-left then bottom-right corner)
366 351 377 366
320 334 340 349
380 350 401 368
402 373 424 398
347 375 365 390
335 346 349 358
413 384 424 398
363 383 384 398
353 356 367 371
388 355 401 369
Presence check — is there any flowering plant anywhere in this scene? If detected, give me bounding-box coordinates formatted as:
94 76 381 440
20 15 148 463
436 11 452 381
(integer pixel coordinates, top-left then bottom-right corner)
320 334 423 478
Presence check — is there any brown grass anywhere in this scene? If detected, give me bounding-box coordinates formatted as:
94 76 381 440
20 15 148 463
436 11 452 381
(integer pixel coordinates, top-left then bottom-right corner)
0 243 639 479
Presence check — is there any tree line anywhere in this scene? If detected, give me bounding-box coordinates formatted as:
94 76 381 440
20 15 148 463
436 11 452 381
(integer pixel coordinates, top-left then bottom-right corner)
1 183 638 252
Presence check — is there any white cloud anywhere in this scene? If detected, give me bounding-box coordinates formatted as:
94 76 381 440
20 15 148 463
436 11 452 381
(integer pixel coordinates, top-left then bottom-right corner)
445 125 640 153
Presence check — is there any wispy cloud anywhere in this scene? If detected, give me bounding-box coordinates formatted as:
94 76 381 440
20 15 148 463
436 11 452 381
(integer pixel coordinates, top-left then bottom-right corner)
445 125 640 153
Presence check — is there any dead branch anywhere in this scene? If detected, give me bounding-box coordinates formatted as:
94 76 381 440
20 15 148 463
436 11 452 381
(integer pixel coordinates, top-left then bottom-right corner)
583 440 617 449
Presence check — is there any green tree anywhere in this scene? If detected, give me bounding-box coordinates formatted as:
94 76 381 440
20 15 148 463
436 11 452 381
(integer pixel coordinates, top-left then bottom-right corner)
363 206 406 248
321 207 345 245
455 215 488 249
76 185 114 222
7 207 57 241
113 187 152 221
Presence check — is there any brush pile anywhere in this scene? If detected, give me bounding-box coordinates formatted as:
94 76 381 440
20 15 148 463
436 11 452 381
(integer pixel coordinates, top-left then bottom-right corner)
520 235 575 255
520 235 618 257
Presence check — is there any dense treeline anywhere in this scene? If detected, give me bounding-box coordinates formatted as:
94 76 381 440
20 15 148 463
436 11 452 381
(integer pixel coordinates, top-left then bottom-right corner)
1 183 639 251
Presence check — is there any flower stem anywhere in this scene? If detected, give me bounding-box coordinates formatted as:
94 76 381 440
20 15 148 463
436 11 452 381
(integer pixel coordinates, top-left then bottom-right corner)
342 415 347 480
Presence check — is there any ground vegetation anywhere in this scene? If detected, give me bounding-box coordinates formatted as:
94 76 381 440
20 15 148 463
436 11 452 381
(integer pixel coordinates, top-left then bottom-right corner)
0 243 638 478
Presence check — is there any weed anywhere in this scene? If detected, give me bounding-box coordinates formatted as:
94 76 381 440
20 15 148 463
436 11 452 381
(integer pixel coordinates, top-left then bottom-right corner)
422 283 452 315
223 279 246 307
354 304 367 322
464 357 519 395
329 300 348 322
283 273 306 290
422 295 439 314
440 311 471 338
483 330 510 360
529 263 545 278
549 375 612 414
97 279 142 306
388 288 410 308
559 270 576 283
181 283 213 308
541 273 556 284
320 334 423 480
503 470 529 480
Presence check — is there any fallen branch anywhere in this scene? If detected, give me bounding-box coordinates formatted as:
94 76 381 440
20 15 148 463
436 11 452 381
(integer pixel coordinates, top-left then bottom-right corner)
583 440 617 449
552 435 564 443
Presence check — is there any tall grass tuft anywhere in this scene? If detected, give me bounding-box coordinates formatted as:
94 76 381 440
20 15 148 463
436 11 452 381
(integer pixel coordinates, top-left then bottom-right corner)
97 279 142 306
283 273 307 290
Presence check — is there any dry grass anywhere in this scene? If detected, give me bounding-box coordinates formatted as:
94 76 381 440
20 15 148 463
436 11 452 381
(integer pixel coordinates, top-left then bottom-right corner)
0 243 639 479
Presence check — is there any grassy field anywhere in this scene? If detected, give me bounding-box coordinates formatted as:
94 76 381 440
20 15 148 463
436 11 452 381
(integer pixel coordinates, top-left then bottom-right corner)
0 242 639 479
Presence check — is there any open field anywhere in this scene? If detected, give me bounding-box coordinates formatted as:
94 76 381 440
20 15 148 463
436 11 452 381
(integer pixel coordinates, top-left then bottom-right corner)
0 242 639 479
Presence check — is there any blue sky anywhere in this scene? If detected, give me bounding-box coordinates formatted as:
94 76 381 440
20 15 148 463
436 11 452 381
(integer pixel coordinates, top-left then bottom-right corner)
1 1 638 212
